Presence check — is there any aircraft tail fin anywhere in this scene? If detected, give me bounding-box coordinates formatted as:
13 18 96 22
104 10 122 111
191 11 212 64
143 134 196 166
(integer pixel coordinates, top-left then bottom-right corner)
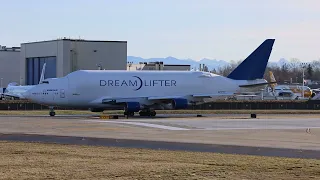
39 63 46 84
227 39 275 80
268 71 277 88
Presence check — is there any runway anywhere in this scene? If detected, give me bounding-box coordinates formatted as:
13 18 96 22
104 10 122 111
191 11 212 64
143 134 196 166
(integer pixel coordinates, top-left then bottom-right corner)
0 114 319 159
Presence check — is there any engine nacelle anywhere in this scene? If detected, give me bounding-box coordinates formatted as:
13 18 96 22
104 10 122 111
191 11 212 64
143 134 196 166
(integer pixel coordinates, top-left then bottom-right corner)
90 108 105 112
125 102 141 112
171 98 188 109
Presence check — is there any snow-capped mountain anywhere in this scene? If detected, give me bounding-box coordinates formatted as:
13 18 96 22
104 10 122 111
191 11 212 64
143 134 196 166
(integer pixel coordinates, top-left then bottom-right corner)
127 56 312 71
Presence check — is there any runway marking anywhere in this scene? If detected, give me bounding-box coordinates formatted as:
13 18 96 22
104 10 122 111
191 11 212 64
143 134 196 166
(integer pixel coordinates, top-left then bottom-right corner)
83 120 190 130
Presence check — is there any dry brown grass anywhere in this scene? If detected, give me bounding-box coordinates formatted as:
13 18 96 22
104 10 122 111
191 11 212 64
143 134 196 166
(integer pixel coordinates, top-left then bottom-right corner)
0 141 319 180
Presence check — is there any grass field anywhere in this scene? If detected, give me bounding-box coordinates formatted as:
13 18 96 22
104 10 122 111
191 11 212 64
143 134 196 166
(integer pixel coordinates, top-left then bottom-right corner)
0 141 319 179
1 109 320 115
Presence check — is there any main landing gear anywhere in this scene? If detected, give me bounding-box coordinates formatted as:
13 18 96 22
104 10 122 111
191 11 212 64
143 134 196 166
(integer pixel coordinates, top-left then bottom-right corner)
139 109 156 117
49 106 56 116
123 109 157 118
123 111 135 117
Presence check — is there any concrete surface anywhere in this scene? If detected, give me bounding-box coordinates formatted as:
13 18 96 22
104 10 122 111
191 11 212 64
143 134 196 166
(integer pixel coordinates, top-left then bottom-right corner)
0 114 319 159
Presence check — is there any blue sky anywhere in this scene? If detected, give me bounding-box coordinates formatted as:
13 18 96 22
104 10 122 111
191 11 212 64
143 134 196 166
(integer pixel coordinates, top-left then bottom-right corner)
0 0 319 62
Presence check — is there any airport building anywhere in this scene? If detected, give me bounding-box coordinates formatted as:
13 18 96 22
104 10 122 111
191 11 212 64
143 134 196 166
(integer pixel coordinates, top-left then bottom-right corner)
1 39 127 87
21 38 127 85
0 46 21 88
127 61 190 71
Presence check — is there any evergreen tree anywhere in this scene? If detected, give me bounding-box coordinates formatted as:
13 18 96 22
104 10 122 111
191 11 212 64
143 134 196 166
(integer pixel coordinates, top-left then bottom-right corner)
307 64 313 79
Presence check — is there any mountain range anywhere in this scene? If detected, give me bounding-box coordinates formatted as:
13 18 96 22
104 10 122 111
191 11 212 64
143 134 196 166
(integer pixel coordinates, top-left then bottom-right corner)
127 56 292 70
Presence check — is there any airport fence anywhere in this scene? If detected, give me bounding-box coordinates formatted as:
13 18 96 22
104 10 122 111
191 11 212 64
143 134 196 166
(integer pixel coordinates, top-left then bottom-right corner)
1 100 320 110
188 100 320 110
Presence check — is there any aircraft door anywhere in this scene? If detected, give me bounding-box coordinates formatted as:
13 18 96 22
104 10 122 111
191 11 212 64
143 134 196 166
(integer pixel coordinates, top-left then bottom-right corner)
41 89 46 101
60 89 65 98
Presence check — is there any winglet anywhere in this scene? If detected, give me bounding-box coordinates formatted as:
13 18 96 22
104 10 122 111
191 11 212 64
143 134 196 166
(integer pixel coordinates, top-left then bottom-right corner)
227 39 275 80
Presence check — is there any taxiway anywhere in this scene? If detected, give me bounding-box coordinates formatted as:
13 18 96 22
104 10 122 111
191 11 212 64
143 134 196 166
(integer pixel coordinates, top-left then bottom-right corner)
0 114 319 159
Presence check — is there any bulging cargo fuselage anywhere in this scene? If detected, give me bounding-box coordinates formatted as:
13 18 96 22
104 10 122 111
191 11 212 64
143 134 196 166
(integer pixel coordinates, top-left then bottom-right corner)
24 70 267 108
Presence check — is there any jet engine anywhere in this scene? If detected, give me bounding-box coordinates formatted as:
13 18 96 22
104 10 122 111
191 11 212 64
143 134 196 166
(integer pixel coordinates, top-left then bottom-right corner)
125 102 141 112
89 108 105 112
171 98 189 109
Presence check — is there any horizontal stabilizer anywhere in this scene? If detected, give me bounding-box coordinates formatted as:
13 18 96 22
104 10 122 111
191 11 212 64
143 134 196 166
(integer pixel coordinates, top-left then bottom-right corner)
239 81 277 88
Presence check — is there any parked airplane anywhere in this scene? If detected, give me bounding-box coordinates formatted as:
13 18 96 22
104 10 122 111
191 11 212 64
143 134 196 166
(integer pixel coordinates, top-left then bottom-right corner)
23 39 275 117
289 84 313 98
268 71 313 99
1 63 46 100
268 71 296 98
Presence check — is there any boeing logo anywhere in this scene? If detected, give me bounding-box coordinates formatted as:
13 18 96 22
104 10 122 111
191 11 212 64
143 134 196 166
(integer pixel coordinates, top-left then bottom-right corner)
99 76 177 91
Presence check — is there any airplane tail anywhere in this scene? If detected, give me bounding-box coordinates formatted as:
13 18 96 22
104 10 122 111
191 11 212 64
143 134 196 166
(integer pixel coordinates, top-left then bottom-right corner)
227 39 275 80
268 71 277 88
39 63 46 84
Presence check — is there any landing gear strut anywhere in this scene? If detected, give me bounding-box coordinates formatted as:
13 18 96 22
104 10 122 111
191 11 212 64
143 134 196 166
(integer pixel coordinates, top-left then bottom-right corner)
139 109 156 117
49 106 56 116
124 111 135 117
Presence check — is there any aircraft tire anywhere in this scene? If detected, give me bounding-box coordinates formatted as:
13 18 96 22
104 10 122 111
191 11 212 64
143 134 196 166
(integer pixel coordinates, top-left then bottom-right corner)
49 112 55 116
139 111 146 116
139 109 156 117
150 111 156 116
124 111 135 116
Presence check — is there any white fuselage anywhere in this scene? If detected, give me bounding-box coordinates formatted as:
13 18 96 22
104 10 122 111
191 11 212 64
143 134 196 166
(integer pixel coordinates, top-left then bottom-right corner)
24 70 267 109
3 85 35 99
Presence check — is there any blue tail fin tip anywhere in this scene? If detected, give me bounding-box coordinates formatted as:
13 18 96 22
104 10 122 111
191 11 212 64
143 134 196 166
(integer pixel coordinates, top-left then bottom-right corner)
227 39 275 80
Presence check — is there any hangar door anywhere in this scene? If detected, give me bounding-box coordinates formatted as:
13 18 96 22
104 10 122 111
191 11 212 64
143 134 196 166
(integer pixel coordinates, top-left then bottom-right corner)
26 56 57 85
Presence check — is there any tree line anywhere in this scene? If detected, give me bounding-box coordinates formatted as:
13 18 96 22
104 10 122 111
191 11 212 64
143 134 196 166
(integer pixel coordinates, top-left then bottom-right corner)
210 58 320 83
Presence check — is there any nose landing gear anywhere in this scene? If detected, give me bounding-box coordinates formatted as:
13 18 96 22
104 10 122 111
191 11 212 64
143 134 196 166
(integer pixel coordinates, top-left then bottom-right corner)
49 106 56 116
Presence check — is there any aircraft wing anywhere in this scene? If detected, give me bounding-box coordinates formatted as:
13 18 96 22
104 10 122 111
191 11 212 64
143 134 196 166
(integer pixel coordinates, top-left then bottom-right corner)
90 96 145 104
148 93 235 100
91 96 184 104
191 92 235 98
147 96 186 100
91 92 236 104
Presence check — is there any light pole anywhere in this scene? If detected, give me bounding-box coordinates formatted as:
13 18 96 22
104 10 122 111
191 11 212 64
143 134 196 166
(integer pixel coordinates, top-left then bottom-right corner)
128 62 132 70
301 63 308 98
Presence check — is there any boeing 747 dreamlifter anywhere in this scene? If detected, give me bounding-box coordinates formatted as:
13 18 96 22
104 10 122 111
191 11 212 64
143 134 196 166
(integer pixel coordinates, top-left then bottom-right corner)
24 39 275 117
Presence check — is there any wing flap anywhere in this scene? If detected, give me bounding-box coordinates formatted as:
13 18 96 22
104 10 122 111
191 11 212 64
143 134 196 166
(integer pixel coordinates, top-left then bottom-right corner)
93 92 237 104
147 96 184 100
192 92 235 98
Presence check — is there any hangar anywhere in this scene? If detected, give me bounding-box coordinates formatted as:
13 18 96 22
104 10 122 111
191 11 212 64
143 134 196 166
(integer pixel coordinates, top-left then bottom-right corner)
20 38 127 85
0 46 21 88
